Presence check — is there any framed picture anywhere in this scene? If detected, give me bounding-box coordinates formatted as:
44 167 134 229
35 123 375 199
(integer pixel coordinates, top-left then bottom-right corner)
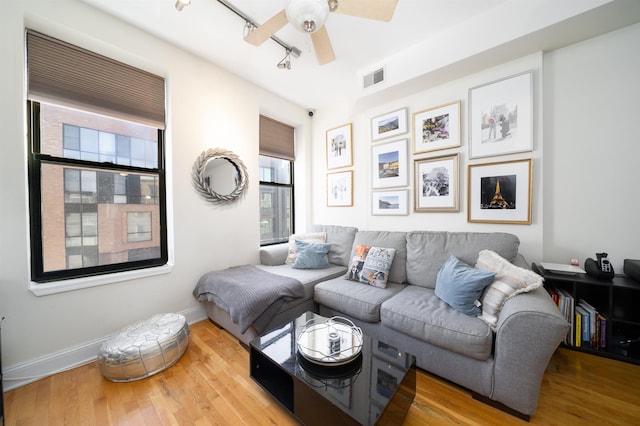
327 170 353 207
412 101 461 154
371 107 408 141
467 158 532 224
414 154 459 212
372 190 409 216
372 139 408 189
469 70 533 159
326 123 353 169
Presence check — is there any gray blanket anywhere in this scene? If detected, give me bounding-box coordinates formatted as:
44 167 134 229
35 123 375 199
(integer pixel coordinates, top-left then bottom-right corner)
193 265 303 333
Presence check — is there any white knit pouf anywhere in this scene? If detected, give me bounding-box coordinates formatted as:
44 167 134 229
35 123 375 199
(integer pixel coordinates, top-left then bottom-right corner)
97 313 189 382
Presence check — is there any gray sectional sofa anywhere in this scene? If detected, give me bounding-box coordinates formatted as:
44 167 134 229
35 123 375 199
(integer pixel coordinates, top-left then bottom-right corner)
199 224 568 419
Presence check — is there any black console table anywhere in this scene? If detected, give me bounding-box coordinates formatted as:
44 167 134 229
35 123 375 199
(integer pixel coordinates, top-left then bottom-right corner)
533 263 640 364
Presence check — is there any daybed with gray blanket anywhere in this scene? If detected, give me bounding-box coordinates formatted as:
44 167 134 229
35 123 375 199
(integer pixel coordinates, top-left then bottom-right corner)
193 225 568 419
193 226 356 345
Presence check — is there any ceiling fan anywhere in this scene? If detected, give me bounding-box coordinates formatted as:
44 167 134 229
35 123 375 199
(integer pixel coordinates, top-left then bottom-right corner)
244 0 398 65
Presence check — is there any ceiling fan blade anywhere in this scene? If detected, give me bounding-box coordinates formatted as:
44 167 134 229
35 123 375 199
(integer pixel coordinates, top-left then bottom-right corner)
311 26 335 65
332 0 399 21
244 9 288 46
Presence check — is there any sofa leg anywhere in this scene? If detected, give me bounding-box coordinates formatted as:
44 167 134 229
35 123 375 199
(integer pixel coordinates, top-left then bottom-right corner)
471 392 530 422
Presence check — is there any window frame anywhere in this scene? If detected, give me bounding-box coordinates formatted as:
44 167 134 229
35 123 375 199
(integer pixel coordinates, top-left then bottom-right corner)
259 155 295 246
27 100 169 285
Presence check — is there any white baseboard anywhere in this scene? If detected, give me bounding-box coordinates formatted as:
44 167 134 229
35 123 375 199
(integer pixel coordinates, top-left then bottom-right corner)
2 306 207 391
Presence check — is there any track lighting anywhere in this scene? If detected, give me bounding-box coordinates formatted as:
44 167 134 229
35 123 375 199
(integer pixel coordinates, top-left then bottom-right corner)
277 50 292 70
175 0 191 12
214 0 301 61
174 1 302 67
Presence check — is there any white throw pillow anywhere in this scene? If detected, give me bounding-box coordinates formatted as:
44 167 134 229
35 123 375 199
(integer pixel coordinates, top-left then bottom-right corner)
285 232 326 264
475 249 543 329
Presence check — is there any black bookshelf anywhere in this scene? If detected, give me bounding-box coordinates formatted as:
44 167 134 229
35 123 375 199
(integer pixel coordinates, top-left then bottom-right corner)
533 263 640 364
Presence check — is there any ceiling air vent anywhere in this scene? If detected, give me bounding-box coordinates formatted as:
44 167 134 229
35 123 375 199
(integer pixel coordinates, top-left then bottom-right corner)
363 67 385 89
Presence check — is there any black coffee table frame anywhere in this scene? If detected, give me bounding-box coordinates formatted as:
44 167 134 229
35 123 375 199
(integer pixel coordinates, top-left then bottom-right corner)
250 312 416 425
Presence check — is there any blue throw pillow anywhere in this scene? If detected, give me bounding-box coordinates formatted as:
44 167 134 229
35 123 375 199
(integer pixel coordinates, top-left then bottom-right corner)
291 239 331 269
435 255 496 316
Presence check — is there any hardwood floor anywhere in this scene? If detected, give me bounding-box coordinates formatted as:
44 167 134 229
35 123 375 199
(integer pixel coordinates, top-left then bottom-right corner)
4 320 640 425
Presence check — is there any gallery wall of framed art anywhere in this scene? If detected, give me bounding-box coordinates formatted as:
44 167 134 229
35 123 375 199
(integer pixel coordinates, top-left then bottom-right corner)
362 66 536 225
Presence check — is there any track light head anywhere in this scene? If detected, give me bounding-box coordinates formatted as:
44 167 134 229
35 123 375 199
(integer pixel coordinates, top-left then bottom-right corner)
277 49 292 70
175 0 191 12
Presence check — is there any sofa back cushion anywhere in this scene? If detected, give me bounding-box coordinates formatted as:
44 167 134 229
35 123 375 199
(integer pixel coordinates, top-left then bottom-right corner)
310 224 358 267
348 231 407 283
405 231 520 288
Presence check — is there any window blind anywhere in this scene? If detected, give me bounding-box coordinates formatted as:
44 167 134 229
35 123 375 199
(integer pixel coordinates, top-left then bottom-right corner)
26 30 166 129
259 115 294 161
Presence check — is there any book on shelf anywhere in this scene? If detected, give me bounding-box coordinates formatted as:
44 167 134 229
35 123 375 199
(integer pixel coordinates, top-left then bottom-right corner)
575 308 582 347
578 299 598 349
598 313 607 349
575 305 589 347
546 287 559 305
557 289 575 346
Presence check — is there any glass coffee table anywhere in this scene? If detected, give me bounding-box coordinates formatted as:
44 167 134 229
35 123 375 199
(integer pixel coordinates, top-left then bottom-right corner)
250 312 416 425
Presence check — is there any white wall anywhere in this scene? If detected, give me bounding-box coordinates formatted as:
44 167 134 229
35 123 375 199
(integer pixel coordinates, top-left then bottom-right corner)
0 0 309 379
543 23 640 272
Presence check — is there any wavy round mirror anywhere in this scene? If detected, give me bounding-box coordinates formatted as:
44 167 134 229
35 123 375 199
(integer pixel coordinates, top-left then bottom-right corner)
191 148 248 203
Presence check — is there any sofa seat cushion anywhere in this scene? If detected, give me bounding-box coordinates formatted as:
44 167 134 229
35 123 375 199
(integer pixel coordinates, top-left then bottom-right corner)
405 231 520 289
314 277 406 323
257 264 347 301
381 286 493 360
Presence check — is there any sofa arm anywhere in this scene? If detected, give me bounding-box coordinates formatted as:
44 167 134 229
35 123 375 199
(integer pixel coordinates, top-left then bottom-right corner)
492 287 569 415
260 243 289 266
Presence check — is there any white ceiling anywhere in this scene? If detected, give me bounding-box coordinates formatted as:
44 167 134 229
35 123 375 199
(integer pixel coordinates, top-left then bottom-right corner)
82 0 640 110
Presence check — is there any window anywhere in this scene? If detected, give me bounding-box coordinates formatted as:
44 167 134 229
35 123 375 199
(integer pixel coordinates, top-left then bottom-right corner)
259 156 293 244
26 30 167 283
259 116 294 245
127 212 153 242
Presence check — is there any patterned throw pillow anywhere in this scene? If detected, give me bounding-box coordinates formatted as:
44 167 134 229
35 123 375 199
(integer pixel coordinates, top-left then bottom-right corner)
359 247 396 288
285 232 326 264
475 249 543 329
345 245 371 281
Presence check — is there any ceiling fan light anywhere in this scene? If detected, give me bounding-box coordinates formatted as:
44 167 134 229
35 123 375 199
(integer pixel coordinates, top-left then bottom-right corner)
286 0 330 34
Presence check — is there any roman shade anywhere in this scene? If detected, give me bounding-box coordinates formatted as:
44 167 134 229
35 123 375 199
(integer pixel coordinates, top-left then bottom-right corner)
259 115 294 161
26 30 166 129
